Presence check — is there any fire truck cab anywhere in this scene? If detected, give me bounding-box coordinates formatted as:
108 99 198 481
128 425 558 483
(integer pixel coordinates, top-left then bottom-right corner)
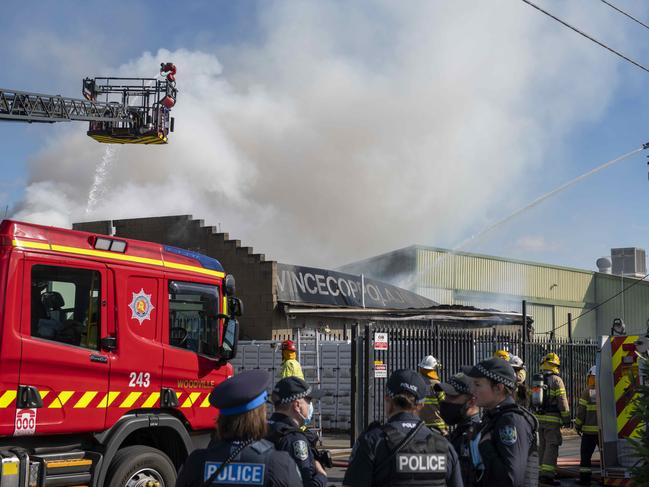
0 220 241 487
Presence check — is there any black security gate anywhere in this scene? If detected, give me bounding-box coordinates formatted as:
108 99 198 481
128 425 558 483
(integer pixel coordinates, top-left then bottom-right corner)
350 320 598 441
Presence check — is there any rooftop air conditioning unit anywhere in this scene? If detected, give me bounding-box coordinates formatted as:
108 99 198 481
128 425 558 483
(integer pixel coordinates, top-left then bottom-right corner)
611 247 646 278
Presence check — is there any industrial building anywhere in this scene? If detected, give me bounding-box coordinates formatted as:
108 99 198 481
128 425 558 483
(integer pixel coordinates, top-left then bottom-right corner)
339 245 649 338
73 215 528 339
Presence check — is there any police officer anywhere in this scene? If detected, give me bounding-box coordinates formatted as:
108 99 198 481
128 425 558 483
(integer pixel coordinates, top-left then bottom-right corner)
466 358 538 487
343 369 463 487
536 353 570 486
280 340 305 380
436 372 480 486
419 355 448 435
575 366 599 486
175 370 303 487
268 377 327 487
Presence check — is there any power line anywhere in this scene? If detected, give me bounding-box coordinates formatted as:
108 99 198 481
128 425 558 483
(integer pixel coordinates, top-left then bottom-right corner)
600 0 649 32
538 270 649 335
521 0 649 75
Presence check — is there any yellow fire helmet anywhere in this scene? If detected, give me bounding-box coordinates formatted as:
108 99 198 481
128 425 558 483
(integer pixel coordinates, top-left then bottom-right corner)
494 349 511 362
541 352 560 367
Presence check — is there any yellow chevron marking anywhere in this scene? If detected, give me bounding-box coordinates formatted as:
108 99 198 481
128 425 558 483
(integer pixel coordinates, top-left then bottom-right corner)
49 391 74 409
200 394 211 408
142 392 160 408
0 390 17 408
97 391 120 408
39 391 50 400
119 392 142 408
74 391 98 408
181 392 201 408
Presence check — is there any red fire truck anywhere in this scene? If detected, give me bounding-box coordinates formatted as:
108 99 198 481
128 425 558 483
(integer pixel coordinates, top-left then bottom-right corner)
0 220 241 487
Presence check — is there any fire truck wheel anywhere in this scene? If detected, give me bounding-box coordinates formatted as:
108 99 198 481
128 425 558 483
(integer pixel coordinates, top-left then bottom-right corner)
106 445 176 487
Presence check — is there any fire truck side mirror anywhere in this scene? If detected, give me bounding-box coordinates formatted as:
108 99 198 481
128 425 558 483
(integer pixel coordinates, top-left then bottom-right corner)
228 297 243 317
224 274 236 297
220 318 239 361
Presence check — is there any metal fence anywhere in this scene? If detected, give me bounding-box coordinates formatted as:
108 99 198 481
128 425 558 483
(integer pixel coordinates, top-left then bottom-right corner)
232 322 598 436
354 321 599 432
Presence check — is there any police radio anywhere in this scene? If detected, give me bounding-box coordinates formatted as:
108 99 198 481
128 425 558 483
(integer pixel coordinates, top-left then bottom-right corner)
531 373 546 411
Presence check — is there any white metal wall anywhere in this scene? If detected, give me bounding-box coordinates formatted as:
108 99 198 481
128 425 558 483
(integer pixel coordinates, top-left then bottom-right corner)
230 340 352 431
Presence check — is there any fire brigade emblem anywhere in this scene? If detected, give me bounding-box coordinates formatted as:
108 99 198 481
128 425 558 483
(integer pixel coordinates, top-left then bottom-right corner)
499 425 517 445
129 289 155 325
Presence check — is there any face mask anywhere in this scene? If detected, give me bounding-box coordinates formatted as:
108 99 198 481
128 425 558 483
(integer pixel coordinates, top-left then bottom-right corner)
439 401 465 426
298 400 314 426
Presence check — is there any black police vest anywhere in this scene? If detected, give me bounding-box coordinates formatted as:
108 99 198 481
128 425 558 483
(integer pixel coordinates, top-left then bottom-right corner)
481 404 539 487
448 418 478 486
381 422 448 487
203 439 276 487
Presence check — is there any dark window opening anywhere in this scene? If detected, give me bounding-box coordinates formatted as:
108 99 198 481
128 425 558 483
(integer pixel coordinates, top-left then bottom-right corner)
31 265 101 349
168 281 219 357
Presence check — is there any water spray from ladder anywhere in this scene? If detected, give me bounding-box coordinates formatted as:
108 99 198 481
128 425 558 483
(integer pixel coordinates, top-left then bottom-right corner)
85 145 120 215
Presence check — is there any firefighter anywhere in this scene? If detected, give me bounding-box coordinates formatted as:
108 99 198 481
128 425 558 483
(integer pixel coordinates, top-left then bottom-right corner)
175 369 303 487
280 340 304 380
575 366 599 486
436 371 481 486
342 369 463 487
509 355 529 408
268 377 327 487
494 349 511 362
536 352 570 486
466 357 538 487
418 355 448 435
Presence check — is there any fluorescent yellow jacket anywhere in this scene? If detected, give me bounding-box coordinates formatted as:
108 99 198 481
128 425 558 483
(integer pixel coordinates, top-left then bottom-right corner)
280 359 304 380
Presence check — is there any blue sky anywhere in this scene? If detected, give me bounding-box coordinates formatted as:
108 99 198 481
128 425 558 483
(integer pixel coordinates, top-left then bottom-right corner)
3 1 649 271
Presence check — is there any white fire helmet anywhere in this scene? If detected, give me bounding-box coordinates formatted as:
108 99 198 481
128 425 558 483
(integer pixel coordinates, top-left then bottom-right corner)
509 355 525 370
588 365 597 377
418 355 440 370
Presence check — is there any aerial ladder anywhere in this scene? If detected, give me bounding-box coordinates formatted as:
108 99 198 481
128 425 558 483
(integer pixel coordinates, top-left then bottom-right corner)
0 63 178 144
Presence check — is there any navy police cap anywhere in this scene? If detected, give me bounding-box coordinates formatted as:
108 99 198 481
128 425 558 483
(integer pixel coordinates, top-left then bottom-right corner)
435 372 473 396
386 369 429 402
272 376 324 404
209 370 271 416
465 357 517 389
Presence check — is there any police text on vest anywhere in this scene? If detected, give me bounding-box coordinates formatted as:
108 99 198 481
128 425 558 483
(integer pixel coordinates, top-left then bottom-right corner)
204 462 265 485
396 454 447 473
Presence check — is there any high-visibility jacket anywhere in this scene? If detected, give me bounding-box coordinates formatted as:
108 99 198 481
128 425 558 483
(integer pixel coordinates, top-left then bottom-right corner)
535 373 570 426
280 359 304 380
575 388 598 435
420 377 448 434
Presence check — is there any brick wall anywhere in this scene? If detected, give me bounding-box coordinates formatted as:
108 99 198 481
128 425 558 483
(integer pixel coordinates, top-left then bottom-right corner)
73 215 281 339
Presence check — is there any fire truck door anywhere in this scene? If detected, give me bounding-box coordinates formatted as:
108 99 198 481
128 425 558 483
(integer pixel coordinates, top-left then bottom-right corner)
162 278 227 429
104 267 163 428
18 256 109 435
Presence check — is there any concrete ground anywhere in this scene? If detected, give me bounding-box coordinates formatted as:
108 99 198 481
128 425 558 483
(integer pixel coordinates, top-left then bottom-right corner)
319 432 602 486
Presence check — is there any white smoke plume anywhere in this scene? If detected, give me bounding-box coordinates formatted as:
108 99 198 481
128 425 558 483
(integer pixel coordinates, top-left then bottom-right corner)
12 1 633 267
